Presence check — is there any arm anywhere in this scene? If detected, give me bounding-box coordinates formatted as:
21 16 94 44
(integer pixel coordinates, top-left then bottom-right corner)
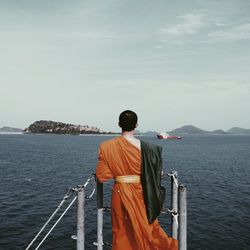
96 145 114 183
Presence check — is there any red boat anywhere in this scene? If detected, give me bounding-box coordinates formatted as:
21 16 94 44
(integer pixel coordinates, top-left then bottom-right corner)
157 132 182 140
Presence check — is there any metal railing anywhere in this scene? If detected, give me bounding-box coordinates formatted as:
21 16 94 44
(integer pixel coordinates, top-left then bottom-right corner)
96 171 187 250
25 171 187 250
25 173 96 250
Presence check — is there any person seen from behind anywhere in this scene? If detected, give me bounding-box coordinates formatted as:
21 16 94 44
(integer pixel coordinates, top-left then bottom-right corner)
96 110 178 249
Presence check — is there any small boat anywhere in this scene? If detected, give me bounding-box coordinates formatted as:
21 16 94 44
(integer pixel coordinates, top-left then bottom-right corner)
157 132 182 140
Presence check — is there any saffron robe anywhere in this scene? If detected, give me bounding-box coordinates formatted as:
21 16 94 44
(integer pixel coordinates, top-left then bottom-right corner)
96 136 178 250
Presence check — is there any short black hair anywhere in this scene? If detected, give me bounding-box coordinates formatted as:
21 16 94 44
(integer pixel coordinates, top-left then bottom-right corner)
119 110 138 132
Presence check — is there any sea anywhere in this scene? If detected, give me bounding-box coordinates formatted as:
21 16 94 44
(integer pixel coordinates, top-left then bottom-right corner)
0 133 249 250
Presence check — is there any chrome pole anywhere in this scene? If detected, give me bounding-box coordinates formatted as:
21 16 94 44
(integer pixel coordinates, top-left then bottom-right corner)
178 184 187 250
171 171 178 239
97 180 103 250
76 186 85 250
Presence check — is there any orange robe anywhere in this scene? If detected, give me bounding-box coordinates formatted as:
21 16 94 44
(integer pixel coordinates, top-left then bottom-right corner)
96 136 178 250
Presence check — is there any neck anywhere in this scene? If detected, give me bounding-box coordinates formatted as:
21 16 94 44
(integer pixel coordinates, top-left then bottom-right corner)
121 130 134 137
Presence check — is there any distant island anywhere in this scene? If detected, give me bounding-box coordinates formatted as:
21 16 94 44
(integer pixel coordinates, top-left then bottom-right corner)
23 120 113 135
1 123 250 135
169 125 250 135
227 127 250 135
0 126 23 132
168 125 226 135
140 125 250 135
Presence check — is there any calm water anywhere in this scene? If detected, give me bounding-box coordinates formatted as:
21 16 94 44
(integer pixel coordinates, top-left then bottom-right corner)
0 134 249 250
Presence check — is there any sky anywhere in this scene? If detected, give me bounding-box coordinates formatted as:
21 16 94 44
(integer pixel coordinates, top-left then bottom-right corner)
0 0 250 132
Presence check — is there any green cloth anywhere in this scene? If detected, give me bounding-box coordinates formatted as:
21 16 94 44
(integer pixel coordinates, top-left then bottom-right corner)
141 140 166 224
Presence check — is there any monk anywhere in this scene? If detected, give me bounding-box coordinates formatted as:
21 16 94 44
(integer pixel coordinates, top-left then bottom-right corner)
96 110 178 250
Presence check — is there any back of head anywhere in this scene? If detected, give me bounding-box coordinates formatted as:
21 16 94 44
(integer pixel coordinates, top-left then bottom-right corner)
119 110 138 132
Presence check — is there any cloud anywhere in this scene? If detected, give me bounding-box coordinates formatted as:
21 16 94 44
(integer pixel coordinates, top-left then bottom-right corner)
159 10 250 44
207 22 250 42
160 14 206 36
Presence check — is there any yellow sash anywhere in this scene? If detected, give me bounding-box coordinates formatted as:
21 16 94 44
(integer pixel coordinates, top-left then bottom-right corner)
115 175 141 183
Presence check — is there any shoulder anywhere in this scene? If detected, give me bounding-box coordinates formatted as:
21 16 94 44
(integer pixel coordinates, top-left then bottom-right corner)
141 140 162 154
99 136 120 150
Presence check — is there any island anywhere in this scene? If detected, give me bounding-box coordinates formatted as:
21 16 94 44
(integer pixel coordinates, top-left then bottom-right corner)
24 120 113 135
227 127 250 135
168 125 226 135
2 122 250 136
168 125 250 135
0 126 23 132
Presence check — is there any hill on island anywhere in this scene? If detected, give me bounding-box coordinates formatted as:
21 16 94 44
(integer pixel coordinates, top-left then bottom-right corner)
227 127 250 135
168 125 250 135
168 125 226 135
0 126 23 132
169 125 208 134
24 120 110 135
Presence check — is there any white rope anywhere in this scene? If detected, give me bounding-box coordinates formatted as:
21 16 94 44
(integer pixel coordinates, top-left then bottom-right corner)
84 173 96 198
25 189 72 250
172 212 178 228
26 173 96 250
86 187 95 199
167 173 178 188
83 173 95 188
35 196 77 250
167 209 178 228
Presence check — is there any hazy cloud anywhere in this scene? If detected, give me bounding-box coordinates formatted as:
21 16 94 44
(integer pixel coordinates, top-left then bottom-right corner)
207 22 250 42
160 14 206 36
0 1 250 131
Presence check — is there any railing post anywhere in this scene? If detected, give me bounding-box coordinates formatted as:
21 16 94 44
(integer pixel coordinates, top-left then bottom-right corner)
178 184 187 250
77 186 85 250
97 180 103 250
171 171 178 239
